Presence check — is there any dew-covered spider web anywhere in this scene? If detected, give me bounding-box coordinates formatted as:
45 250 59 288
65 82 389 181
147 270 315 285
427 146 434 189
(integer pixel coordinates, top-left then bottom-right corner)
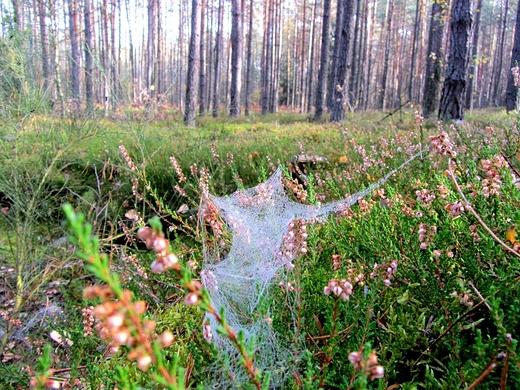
200 149 426 387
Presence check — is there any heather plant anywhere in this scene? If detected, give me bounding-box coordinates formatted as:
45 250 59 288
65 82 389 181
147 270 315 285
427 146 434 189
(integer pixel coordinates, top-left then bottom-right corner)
63 204 271 389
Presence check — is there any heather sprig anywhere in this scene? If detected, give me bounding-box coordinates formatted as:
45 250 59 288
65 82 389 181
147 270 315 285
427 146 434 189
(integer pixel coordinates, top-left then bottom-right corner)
63 205 269 390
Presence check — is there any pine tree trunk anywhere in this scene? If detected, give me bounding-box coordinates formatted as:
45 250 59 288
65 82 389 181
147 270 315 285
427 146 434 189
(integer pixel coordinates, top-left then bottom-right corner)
206 0 215 112
179 1 185 110
156 0 163 97
11 0 23 30
198 0 206 115
328 0 343 110
269 0 281 113
146 0 156 95
438 0 472 121
422 0 445 118
244 0 254 116
230 0 243 117
314 0 331 120
306 1 318 113
363 0 378 109
125 0 136 103
330 0 355 122
491 0 508 106
68 0 80 105
465 0 482 109
378 0 394 110
37 0 50 92
505 0 520 112
110 0 118 112
261 0 273 115
348 0 362 109
408 0 422 104
84 0 94 115
100 0 110 116
212 0 224 117
184 0 201 127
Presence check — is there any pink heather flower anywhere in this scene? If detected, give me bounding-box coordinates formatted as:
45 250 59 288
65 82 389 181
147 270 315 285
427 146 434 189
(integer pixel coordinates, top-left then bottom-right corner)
429 131 457 157
185 292 199 306
161 330 174 346
324 279 354 300
170 156 186 182
153 237 168 253
163 253 179 267
119 145 137 171
437 185 449 199
369 365 385 380
150 260 165 273
210 143 220 161
416 189 436 204
137 354 152 371
348 351 363 369
203 321 213 342
446 200 465 217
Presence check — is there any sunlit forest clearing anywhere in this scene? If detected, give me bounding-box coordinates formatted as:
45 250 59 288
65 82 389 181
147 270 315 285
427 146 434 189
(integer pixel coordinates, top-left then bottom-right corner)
2 0 520 389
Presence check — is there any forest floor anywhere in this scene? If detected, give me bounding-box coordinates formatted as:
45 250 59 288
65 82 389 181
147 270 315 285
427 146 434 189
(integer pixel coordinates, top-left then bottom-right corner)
1 108 520 389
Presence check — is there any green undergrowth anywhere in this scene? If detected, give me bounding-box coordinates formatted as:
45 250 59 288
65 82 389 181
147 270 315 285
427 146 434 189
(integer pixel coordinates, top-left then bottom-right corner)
1 108 520 389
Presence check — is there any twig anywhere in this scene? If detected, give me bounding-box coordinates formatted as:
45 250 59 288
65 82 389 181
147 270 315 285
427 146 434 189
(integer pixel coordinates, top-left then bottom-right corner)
466 357 498 390
51 366 87 374
468 281 491 311
448 160 520 260
501 152 520 179
377 100 410 123
500 337 511 390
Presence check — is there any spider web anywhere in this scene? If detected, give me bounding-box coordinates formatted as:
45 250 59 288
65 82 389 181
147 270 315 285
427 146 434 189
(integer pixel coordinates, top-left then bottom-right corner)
200 149 425 387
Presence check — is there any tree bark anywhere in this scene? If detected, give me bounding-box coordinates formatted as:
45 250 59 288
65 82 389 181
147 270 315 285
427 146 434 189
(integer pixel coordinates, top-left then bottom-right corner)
212 0 224 117
244 0 254 116
327 0 343 110
199 0 206 115
422 0 446 118
465 0 482 109
330 0 355 122
84 0 94 115
184 0 201 127
124 0 136 102
110 0 118 112
306 0 318 113
408 0 423 104
230 0 243 117
269 0 282 113
314 0 331 120
378 0 394 110
178 1 185 110
506 0 520 112
146 0 156 94
68 0 81 105
438 0 472 121
37 0 50 92
261 0 273 115
491 0 509 106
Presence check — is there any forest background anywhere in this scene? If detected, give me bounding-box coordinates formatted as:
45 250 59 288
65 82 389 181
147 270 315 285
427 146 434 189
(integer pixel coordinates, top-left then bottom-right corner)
1 0 519 122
